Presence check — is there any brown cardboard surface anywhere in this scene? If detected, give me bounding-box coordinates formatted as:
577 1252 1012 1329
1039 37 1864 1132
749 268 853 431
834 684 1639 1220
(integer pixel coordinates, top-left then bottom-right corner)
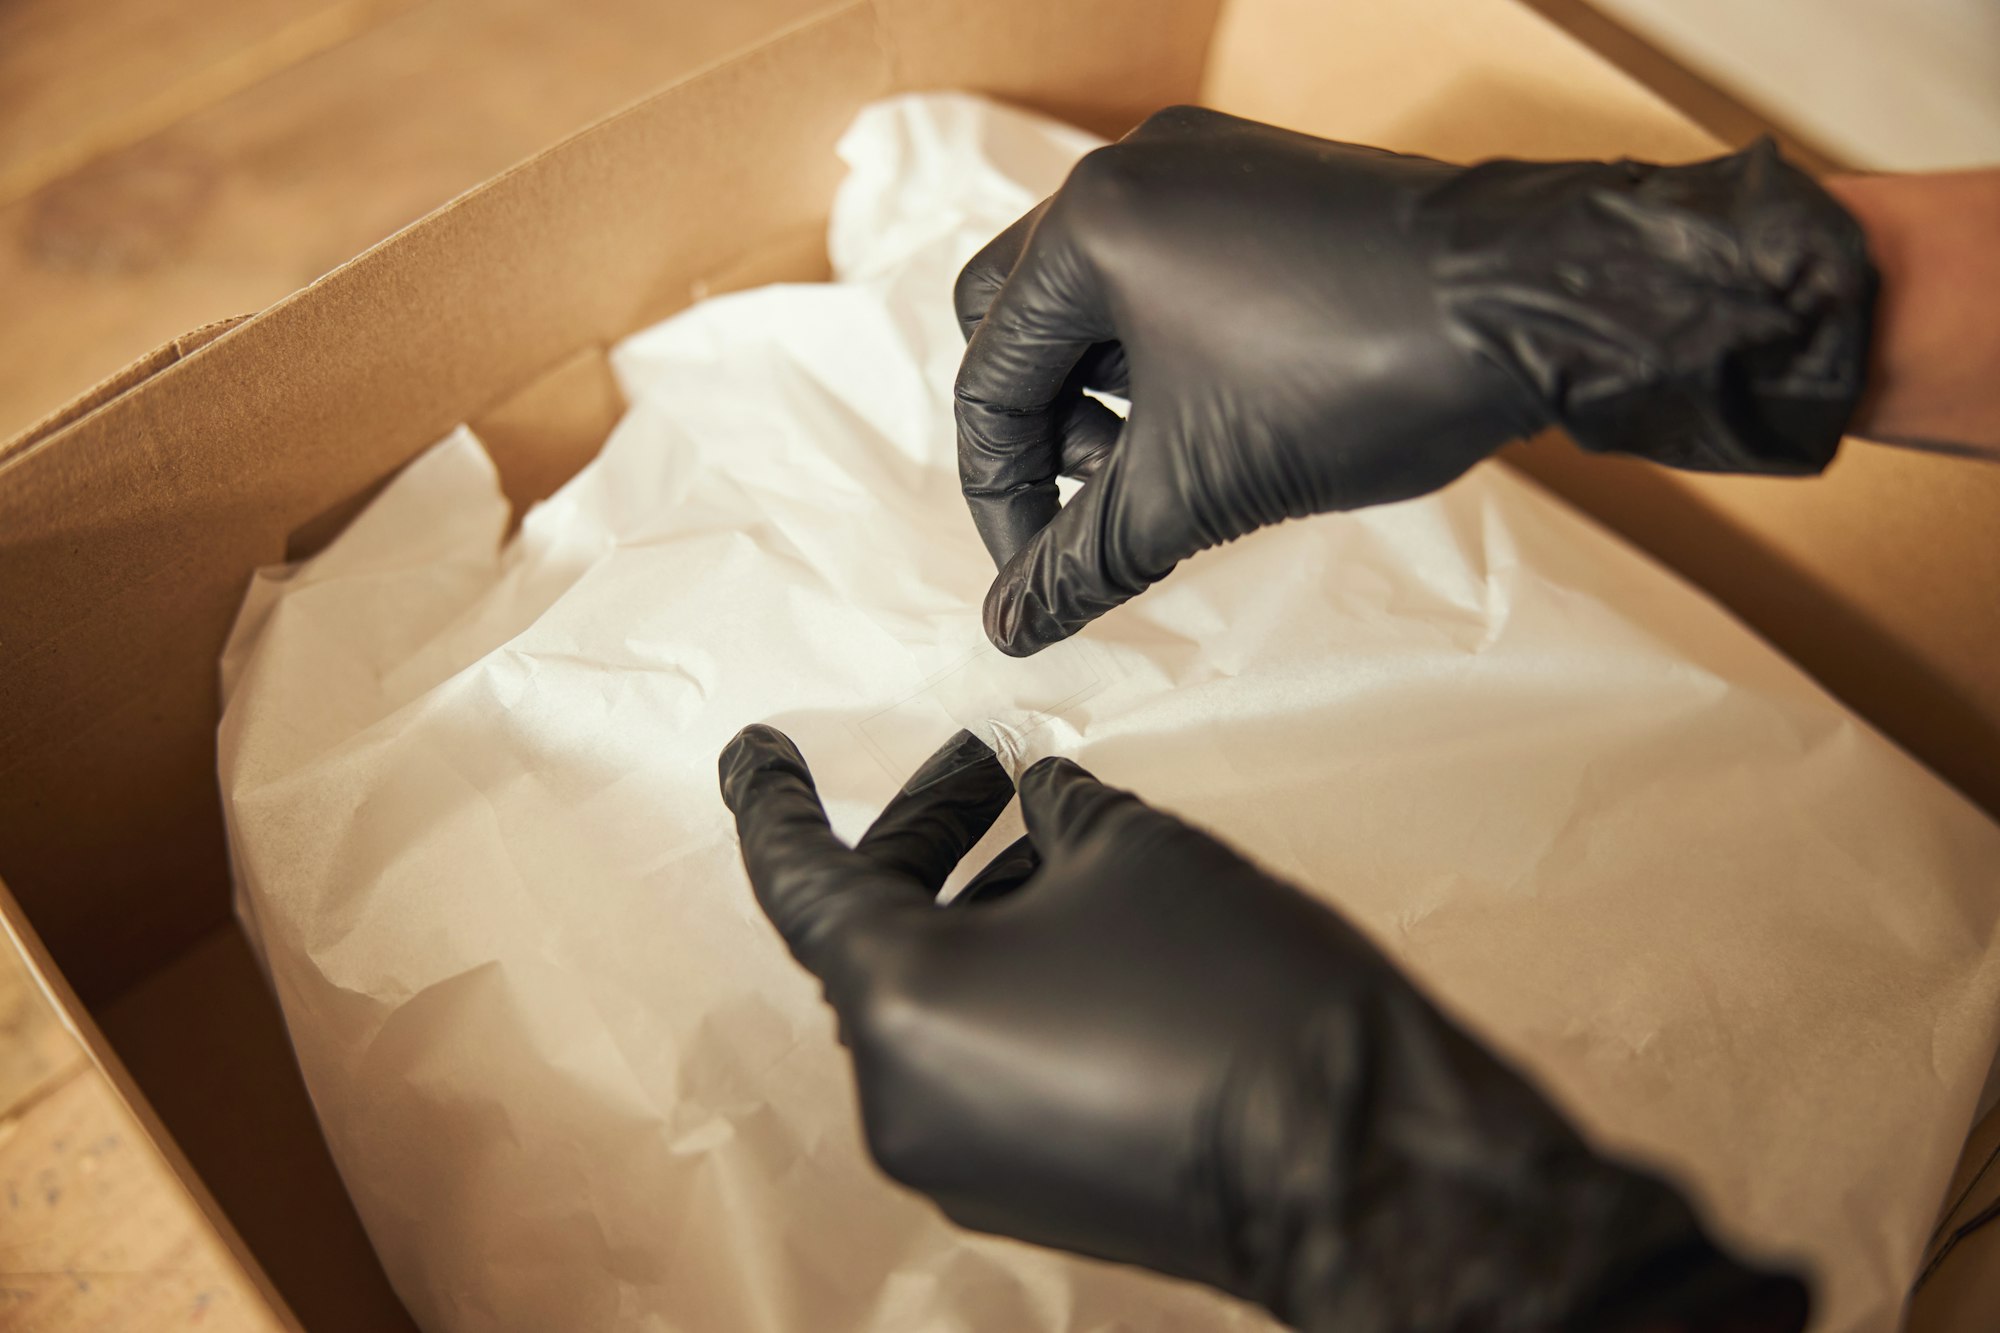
467 345 630 539
1202 0 1725 163
1909 1101 2000 1332
98 926 416 1333
0 9 1222 1320
0 2 876 1004
1 0 1995 1326
1509 0 1844 173
871 0 1223 139
0 0 1222 1005
4 315 251 463
0 910 86 1115
1506 440 2000 824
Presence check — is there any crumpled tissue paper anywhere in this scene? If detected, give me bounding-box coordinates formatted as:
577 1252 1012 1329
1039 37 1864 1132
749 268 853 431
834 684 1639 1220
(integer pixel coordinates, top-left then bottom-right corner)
219 92 2000 1333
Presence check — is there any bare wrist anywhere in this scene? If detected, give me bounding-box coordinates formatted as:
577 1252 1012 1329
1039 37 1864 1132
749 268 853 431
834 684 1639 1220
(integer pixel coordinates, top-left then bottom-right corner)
1825 170 2000 455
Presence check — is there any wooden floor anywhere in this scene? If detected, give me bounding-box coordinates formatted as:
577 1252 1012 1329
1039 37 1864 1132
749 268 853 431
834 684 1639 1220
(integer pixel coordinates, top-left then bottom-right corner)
0 0 823 443
0 920 287 1332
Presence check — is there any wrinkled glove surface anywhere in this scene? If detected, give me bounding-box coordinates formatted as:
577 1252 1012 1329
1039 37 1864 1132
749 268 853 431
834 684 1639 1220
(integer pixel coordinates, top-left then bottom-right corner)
718 725 1810 1332
955 106 1875 656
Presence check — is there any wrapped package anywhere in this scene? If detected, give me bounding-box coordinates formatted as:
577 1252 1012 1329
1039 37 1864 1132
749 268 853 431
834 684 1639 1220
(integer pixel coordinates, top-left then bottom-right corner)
219 93 2000 1332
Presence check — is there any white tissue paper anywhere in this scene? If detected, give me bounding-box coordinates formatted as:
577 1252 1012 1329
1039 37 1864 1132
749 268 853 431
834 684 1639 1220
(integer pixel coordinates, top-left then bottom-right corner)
219 93 2000 1333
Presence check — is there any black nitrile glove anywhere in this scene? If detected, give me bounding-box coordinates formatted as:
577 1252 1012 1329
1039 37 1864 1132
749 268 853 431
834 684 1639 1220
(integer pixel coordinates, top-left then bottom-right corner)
718 725 1810 1333
955 106 1876 656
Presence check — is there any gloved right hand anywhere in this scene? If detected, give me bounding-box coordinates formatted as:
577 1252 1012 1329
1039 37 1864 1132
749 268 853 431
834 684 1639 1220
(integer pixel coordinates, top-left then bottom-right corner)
720 724 1812 1333
954 106 1875 656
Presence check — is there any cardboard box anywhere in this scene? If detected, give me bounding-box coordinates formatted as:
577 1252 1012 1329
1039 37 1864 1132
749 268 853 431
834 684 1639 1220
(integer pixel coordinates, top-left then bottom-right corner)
1 0 1994 1327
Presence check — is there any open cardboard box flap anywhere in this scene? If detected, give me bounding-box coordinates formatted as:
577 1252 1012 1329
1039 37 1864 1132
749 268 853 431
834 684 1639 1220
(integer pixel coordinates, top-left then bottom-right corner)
1 1 1995 1328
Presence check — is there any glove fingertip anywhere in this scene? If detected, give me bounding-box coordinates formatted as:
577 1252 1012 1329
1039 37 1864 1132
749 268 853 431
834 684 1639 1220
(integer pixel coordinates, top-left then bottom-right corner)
1018 754 1088 791
718 723 810 812
1015 755 1111 834
901 728 1006 795
1016 754 1165 858
983 568 1068 657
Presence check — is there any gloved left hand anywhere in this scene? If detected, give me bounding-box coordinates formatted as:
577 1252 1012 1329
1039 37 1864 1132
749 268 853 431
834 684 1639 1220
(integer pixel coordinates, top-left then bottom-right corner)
717 723 1809 1332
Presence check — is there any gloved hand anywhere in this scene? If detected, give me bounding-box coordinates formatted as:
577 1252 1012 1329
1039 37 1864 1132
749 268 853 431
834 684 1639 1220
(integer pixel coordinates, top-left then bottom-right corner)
955 106 1875 656
718 724 1810 1332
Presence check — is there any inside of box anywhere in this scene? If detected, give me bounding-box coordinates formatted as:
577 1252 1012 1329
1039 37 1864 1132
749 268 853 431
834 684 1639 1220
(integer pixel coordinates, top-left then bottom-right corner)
3 1 1997 1329
82 223 848 1333
0 4 1225 1327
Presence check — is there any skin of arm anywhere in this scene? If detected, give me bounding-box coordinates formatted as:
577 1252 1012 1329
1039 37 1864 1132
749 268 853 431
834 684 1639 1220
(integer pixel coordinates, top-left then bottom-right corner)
1827 168 2000 458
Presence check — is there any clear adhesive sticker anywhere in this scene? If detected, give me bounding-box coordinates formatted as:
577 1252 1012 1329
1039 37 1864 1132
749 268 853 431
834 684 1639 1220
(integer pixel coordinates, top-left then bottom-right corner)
854 636 1108 784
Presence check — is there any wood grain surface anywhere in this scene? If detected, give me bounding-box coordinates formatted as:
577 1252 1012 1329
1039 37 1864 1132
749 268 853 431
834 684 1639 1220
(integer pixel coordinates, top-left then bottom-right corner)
0 0 826 443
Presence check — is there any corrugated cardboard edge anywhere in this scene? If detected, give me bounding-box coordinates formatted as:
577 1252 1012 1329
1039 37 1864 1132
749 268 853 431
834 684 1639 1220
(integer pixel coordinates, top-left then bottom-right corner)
0 0 1222 487
0 0 1218 1005
0 872 302 1333
2 316 254 467
0 0 872 477
0 0 887 1005
1511 0 1846 173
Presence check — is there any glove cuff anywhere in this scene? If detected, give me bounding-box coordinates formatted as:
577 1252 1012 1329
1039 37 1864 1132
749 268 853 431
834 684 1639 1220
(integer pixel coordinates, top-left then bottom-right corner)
1221 992 1811 1333
1425 139 1877 475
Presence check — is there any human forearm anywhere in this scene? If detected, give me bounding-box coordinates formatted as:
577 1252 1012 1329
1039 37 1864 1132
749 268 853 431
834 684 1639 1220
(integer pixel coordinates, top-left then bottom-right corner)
1827 168 2000 457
